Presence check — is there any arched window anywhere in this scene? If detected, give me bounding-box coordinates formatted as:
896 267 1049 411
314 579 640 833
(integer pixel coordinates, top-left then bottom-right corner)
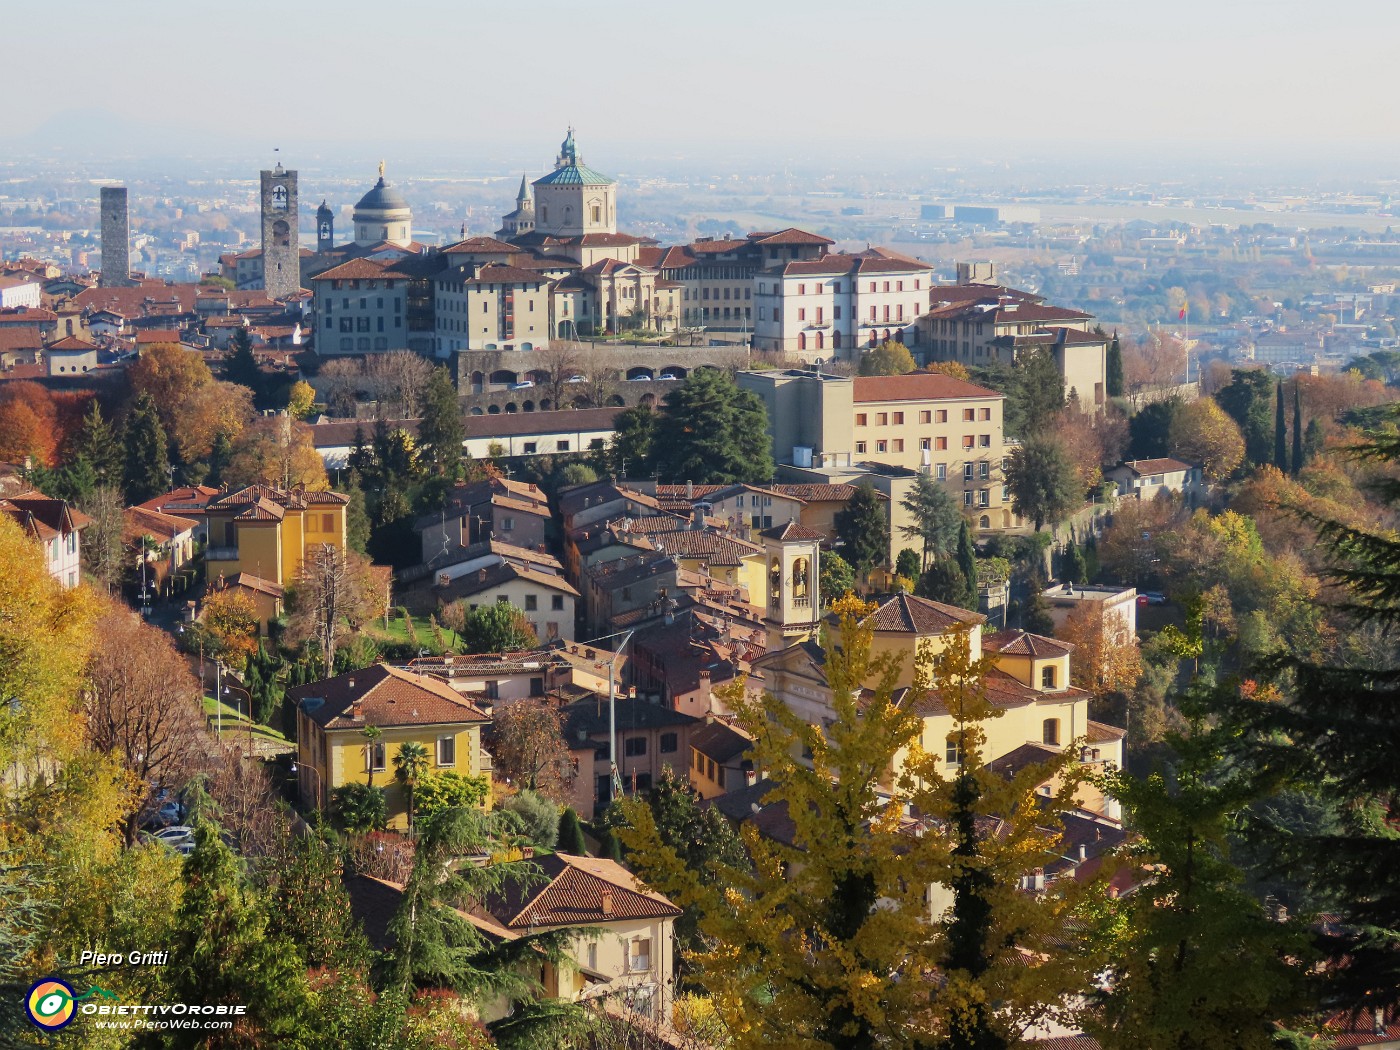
1042 717 1060 745
833 330 842 350
979 515 990 528
815 331 824 351
769 557 781 600
791 556 809 599
798 332 807 351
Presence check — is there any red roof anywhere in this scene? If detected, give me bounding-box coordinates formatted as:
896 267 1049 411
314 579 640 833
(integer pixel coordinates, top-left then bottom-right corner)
983 630 1074 657
749 228 835 246
862 593 984 634
495 853 681 928
852 373 1003 403
443 236 518 254
0 327 44 352
47 336 99 352
1115 458 1193 477
310 259 409 282
288 663 489 731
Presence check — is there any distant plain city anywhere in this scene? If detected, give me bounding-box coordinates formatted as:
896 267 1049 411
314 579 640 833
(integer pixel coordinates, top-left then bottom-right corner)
3 10 1400 1048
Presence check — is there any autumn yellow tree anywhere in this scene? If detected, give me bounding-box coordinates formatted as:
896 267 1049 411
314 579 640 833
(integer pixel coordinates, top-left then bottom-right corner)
924 360 971 381
128 341 252 462
198 586 260 670
1057 602 1142 693
225 414 330 490
286 379 316 420
620 598 1100 1049
1168 397 1245 480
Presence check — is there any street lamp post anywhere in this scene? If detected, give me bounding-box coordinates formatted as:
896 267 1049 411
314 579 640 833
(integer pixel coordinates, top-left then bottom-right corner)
289 761 323 812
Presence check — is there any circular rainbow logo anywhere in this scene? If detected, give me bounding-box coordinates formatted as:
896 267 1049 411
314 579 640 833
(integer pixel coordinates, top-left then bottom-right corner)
26 978 77 1030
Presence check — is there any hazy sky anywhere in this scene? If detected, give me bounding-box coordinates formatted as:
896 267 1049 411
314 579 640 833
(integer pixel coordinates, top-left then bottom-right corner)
5 0 1398 169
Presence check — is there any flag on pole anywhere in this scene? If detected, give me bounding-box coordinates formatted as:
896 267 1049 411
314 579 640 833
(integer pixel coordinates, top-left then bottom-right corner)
1178 304 1188 320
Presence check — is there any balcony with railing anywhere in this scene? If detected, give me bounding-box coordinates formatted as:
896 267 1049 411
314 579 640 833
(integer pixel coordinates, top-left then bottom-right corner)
204 546 239 562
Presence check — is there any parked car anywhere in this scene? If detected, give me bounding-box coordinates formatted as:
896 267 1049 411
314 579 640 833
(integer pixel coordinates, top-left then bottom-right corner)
566 374 587 383
510 380 534 390
1137 591 1168 606
150 825 195 842
629 375 652 382
659 372 679 381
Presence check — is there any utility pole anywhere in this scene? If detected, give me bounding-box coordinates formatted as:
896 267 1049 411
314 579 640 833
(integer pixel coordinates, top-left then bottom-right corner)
606 629 634 802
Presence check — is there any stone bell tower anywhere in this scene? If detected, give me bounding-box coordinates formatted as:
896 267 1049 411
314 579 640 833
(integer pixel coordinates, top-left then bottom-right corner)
760 520 824 646
260 162 299 299
316 199 334 253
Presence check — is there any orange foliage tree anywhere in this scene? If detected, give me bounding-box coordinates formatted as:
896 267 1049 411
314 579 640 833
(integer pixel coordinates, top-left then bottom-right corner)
1057 601 1142 693
127 342 252 462
0 381 59 465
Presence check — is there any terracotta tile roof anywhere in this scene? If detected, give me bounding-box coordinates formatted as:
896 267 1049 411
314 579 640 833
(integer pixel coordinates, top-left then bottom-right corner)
768 483 880 503
0 326 44 352
690 720 753 764
461 263 550 286
983 630 1074 657
123 505 199 542
227 572 285 598
1025 1033 1101 1048
443 236 519 254
1113 457 1194 477
900 668 1089 717
1086 720 1126 743
136 485 220 517
0 496 92 540
648 530 762 567
434 559 579 601
135 328 181 344
0 307 57 324
46 335 99 352
750 228 835 247
852 373 1003 404
862 593 984 634
289 663 489 730
488 853 681 928
310 258 410 282
759 520 826 542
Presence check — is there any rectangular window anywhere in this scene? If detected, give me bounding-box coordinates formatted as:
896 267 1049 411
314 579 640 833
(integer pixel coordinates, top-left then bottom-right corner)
963 408 975 421
979 489 990 507
660 732 678 754
936 464 947 480
367 741 386 773
551 594 564 610
936 409 948 423
437 736 456 766
936 437 948 451
1042 715 1060 742
855 441 867 454
979 407 991 420
876 440 888 454
834 305 842 319
557 440 570 452
798 284 805 295
855 413 867 426
892 412 904 424
876 413 888 425
964 491 973 507
980 434 991 447
920 438 931 450
964 463 975 481
524 594 538 611
630 938 652 972
963 435 975 449
979 461 990 480
797 308 805 321
946 735 963 765
625 737 647 757
500 517 515 530
1002 485 1010 502
919 410 931 424
892 439 904 452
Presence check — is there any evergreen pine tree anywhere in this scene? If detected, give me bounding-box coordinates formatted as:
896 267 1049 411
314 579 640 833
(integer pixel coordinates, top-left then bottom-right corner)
224 326 262 399
1063 541 1088 585
1239 414 1400 1008
418 367 465 480
956 520 978 602
1274 380 1288 471
833 481 890 578
72 399 121 484
339 470 372 555
207 430 233 488
1106 333 1125 398
122 393 170 504
1291 382 1303 478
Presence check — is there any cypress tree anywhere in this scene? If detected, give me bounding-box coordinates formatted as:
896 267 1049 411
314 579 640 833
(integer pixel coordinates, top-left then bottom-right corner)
1106 332 1125 398
1291 382 1303 477
557 807 588 856
1274 380 1288 471
72 399 122 485
956 520 978 602
122 392 171 504
418 367 464 480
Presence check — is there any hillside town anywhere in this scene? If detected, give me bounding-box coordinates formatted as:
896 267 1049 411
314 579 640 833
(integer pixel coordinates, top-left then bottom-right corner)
4 78 1400 1050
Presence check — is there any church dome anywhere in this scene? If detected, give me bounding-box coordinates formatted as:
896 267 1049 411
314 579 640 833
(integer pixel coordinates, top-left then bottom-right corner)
354 176 410 215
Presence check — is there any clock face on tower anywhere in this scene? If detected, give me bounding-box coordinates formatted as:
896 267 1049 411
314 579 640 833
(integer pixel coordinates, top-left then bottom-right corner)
271 185 288 210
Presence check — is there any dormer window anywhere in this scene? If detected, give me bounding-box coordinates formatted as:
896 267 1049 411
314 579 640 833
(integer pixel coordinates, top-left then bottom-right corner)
1041 665 1057 689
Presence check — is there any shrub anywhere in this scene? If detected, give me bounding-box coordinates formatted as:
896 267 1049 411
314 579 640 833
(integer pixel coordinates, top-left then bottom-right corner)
499 789 559 850
329 783 387 833
412 772 490 820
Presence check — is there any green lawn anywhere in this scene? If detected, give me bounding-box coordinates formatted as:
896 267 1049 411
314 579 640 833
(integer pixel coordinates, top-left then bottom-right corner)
201 695 288 744
366 611 458 652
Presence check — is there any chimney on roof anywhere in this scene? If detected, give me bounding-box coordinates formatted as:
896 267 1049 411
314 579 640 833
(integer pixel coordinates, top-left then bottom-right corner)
745 769 758 787
600 887 613 916
350 699 363 721
1077 843 1088 862
478 567 487 582
686 480 693 499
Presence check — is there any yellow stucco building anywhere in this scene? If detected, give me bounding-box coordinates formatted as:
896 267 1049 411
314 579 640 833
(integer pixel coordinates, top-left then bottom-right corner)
205 483 349 590
290 663 491 829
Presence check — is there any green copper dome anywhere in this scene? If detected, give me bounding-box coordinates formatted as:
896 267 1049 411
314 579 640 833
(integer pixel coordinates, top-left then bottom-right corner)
535 163 614 187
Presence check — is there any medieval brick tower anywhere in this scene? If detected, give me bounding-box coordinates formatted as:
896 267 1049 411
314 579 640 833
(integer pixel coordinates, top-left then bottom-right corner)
260 163 299 299
316 199 334 253
99 186 131 288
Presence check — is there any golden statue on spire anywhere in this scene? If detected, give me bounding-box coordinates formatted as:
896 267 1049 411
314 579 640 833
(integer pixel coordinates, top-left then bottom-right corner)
378 159 385 179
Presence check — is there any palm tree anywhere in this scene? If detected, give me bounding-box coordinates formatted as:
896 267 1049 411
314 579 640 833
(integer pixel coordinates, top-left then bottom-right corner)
361 724 383 788
393 741 431 831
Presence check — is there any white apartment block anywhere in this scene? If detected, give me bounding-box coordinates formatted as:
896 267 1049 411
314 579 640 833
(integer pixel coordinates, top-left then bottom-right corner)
434 263 552 355
752 254 934 361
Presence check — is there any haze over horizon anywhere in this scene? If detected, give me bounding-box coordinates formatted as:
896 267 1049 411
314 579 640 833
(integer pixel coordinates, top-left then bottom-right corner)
4 0 1398 181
